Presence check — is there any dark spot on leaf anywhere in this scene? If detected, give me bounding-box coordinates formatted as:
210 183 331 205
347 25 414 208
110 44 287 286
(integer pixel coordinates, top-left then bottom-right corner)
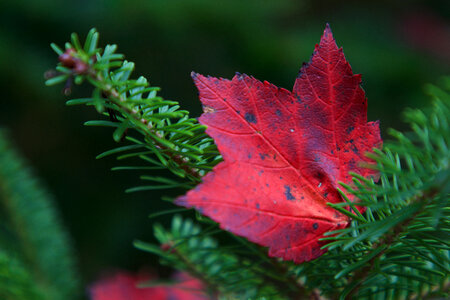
284 185 295 201
180 30 382 264
245 112 257 124
348 158 357 169
237 110 240 114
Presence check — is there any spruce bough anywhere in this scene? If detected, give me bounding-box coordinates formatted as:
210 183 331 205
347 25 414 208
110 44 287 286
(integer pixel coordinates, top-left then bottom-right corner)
44 28 449 299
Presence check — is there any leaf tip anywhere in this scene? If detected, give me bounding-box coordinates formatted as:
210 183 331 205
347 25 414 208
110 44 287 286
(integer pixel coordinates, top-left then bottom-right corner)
174 195 187 206
323 23 334 38
234 72 247 81
191 71 199 80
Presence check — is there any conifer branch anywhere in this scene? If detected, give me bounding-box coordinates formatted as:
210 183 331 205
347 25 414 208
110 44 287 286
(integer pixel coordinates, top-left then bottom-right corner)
89 71 203 180
295 80 449 299
0 250 45 300
136 216 285 299
345 185 442 299
0 129 79 300
46 29 449 299
46 29 219 190
161 241 220 297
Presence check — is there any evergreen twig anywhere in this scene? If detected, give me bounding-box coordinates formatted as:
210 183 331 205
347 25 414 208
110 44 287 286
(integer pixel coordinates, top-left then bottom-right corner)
46 29 449 299
346 186 441 299
46 29 220 190
0 129 79 300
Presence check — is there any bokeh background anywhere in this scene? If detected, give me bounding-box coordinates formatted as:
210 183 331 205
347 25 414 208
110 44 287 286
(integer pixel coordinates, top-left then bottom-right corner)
0 0 449 293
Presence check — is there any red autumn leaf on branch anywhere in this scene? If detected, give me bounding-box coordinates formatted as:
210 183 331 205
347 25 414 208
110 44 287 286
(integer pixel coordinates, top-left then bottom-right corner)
176 24 382 263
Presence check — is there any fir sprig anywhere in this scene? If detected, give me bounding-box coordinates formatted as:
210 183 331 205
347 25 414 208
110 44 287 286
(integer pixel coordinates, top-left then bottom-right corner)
46 29 449 300
46 29 221 191
0 129 79 300
296 80 450 299
0 250 45 300
135 215 284 299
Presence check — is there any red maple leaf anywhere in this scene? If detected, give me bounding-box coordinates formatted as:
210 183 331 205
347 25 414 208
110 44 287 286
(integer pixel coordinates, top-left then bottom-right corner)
176 25 382 263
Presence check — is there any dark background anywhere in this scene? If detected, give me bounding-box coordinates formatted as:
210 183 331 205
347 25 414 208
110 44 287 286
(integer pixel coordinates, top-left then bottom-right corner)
0 0 449 290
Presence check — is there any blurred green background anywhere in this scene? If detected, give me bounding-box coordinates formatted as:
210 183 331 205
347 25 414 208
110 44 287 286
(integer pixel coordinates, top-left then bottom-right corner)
0 0 449 293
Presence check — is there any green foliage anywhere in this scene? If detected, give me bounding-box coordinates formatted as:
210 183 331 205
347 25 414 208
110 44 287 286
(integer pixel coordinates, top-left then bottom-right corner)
136 215 284 299
0 129 79 300
47 29 449 299
295 80 450 299
0 250 45 300
47 29 221 191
